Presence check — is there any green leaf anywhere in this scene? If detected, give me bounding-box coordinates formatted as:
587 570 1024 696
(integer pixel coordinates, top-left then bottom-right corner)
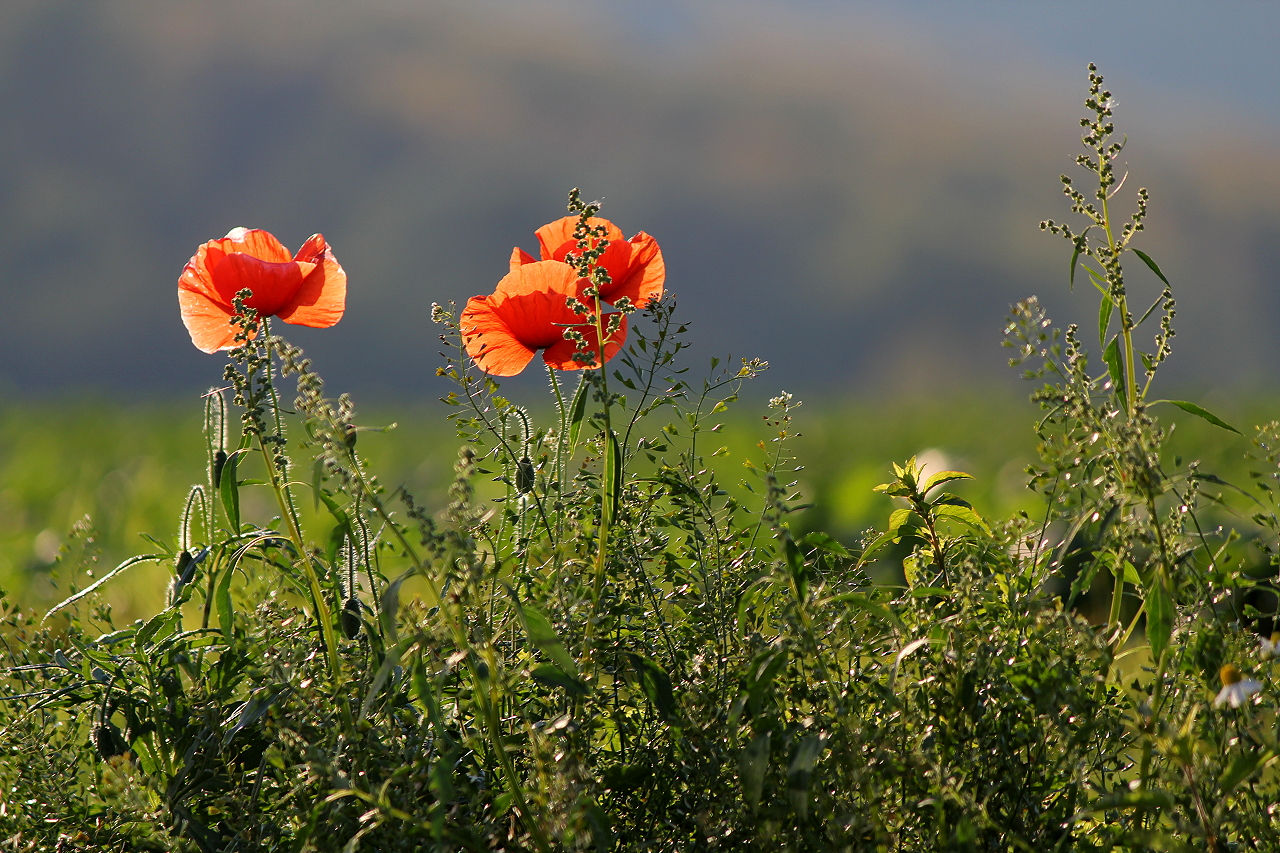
359 635 415 721
856 530 897 563
566 375 590 455
310 456 323 511
786 734 824 821
508 589 579 678
1132 249 1170 286
222 686 282 746
605 430 622 528
135 607 180 649
886 507 914 535
1068 226 1092 291
626 653 678 722
1219 750 1272 797
1136 292 1164 327
783 534 808 600
820 591 903 630
891 637 932 689
316 489 352 531
932 503 990 533
902 552 924 589
739 732 771 813
908 586 951 598
735 576 777 633
799 531 850 558
379 569 412 644
1146 575 1174 661
1103 336 1126 412
921 470 973 494
1113 559 1141 587
530 663 588 696
219 448 245 530
1151 400 1242 435
42 554 165 623
745 647 788 719
1098 293 1115 350
1083 264 1110 298
215 560 236 642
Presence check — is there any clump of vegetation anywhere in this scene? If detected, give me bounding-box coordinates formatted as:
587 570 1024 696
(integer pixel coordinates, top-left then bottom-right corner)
3 66 1280 852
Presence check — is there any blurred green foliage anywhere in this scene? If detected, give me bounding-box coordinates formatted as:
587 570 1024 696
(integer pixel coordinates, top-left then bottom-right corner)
3 389 1270 622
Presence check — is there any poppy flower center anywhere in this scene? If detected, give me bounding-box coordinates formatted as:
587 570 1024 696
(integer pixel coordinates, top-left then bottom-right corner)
217 253 317 318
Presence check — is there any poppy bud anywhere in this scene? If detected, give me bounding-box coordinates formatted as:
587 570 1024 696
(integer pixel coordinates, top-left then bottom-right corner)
517 457 536 494
93 721 129 761
212 449 228 487
340 597 362 639
174 549 194 581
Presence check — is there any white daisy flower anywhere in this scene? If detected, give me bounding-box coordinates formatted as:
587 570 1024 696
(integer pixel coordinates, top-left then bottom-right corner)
1214 663 1262 709
1260 632 1280 660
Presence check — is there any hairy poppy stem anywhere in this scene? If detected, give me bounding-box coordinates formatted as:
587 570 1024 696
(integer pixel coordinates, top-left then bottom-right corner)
585 284 615 656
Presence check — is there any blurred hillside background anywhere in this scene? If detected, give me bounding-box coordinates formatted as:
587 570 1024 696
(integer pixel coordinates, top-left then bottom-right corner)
1 1 1278 613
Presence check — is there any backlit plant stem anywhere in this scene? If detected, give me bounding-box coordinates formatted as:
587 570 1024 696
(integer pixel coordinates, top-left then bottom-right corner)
1100 190 1139 418
260 325 340 682
1100 167 1136 636
586 274 615 651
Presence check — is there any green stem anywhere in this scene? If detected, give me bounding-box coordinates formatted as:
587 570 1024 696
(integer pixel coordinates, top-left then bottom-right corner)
1100 188 1138 416
548 363 568 487
259 331 341 682
585 285 615 651
1107 554 1125 634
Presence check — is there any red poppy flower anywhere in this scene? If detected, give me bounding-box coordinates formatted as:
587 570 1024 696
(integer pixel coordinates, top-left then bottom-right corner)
461 260 627 376
509 216 664 308
178 227 346 353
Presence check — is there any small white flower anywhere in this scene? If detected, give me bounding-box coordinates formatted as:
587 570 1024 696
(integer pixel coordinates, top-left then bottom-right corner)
1260 632 1280 660
1214 664 1262 709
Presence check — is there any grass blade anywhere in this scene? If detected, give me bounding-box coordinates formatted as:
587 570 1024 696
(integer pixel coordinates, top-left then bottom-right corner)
1150 400 1241 435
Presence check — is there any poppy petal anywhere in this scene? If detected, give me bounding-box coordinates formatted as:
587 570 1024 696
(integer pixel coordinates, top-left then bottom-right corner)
461 294 538 377
541 313 628 371
488 261 586 349
509 246 537 272
278 233 347 328
602 231 665 308
220 227 293 263
536 216 625 261
179 287 243 353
